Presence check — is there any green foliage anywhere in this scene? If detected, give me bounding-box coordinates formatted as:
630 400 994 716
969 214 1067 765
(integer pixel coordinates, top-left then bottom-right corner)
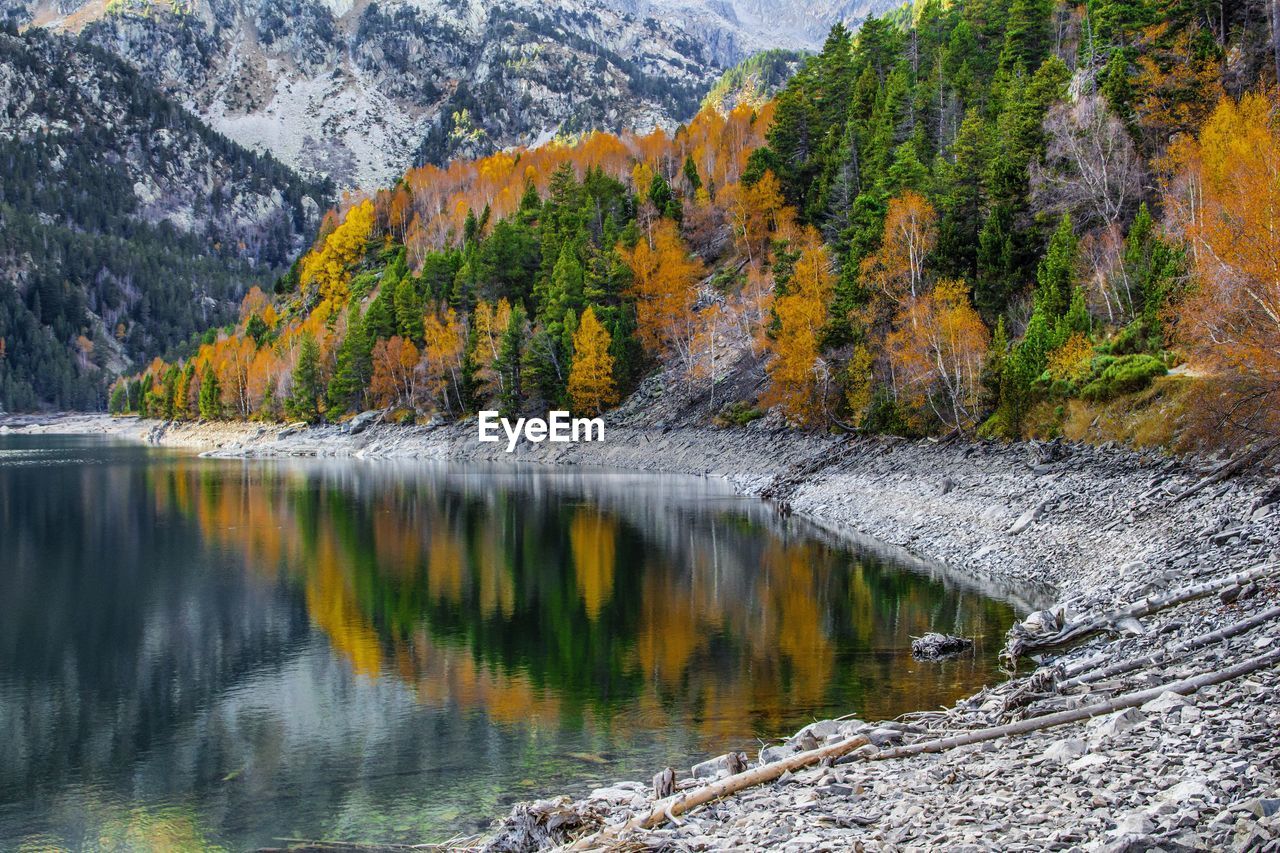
198 369 221 420
285 335 324 424
394 276 425 344
327 307 373 415
714 401 765 427
1080 354 1168 401
1036 214 1078 320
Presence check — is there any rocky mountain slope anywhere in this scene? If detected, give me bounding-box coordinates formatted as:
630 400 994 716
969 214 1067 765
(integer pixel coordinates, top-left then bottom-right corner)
1 0 905 190
0 24 326 410
2 0 736 189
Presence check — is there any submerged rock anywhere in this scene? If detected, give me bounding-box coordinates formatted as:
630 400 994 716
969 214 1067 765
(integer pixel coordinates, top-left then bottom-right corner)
911 633 975 660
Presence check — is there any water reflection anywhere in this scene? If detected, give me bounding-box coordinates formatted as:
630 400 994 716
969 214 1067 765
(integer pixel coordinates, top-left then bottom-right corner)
0 436 1017 849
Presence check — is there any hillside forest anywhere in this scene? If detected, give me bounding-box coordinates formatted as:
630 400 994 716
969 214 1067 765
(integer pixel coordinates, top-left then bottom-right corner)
110 0 1280 447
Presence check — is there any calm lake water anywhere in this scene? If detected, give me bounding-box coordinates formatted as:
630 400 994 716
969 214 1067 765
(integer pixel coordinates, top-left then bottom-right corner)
0 434 1017 850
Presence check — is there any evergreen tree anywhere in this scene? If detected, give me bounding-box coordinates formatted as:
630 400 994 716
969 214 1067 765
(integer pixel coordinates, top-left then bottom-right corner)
198 368 221 420
327 307 373 414
1036 214 1078 320
285 334 324 424
394 276 424 343
495 303 527 418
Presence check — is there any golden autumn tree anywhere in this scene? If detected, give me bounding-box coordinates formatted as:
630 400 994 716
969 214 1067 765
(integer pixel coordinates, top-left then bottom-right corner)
1164 92 1280 438
567 306 617 414
471 298 512 403
299 199 375 310
762 227 835 423
618 219 705 365
860 191 938 313
369 336 420 409
717 170 791 264
422 309 466 414
885 279 989 432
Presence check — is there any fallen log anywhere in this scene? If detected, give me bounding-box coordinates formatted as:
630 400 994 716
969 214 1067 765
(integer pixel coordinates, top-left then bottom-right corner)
1002 563 1275 663
1056 604 1280 691
564 735 872 850
866 645 1280 763
561 647 1280 851
1171 442 1278 504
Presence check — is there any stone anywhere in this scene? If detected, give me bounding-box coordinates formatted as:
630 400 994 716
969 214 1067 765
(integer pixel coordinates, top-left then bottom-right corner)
346 409 384 435
1009 499 1049 535
1041 738 1088 764
1141 691 1191 713
1089 707 1145 741
1113 812 1155 836
911 633 975 660
1159 779 1213 804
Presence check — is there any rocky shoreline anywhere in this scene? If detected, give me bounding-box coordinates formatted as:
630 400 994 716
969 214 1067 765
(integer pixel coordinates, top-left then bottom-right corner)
4 411 1279 851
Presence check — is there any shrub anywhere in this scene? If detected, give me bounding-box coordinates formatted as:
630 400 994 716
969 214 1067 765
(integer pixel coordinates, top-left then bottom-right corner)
1080 354 1167 401
714 401 764 427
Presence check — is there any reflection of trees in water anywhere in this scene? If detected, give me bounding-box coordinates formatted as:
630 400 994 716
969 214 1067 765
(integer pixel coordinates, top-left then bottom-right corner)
0 443 310 804
167 459 1016 743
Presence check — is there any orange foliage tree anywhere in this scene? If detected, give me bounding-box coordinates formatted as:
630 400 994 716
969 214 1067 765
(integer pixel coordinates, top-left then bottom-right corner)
567 306 617 414
860 191 938 312
422 310 466 414
762 228 835 424
370 336 420 409
885 280 990 432
1164 92 1280 437
618 219 705 366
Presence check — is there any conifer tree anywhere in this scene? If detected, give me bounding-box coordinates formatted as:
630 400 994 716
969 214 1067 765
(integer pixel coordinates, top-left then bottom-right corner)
394 276 424 344
285 334 324 424
568 307 618 415
198 368 221 420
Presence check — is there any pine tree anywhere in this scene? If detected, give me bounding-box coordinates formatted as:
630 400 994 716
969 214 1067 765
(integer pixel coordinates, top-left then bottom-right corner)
285 334 324 424
568 307 617 414
394 276 424 343
198 368 221 420
327 307 373 414
1036 214 1078 320
495 303 527 418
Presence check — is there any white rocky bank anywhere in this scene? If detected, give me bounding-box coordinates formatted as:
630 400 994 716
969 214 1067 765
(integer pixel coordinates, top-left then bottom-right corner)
5 411 1279 851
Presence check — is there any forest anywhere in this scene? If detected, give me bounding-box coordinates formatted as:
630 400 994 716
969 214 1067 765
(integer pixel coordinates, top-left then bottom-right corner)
112 0 1280 448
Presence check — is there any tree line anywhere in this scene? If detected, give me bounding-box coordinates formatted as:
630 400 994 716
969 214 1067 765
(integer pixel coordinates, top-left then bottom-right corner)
115 0 1280 446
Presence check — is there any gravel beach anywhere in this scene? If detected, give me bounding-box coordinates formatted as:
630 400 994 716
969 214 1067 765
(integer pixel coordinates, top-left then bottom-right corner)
5 410 1278 851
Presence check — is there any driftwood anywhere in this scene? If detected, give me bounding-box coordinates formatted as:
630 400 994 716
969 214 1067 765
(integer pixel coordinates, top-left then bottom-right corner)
1171 442 1279 503
1057 604 1280 691
562 646 1280 850
1003 563 1276 663
564 735 872 849
866 646 1280 763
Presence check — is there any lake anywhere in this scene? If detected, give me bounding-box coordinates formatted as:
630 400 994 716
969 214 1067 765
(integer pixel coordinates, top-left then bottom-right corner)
0 434 1016 849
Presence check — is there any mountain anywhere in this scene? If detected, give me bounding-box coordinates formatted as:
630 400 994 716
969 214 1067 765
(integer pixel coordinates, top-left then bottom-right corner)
0 0 738 190
1 0 904 191
619 0 905 50
0 24 326 410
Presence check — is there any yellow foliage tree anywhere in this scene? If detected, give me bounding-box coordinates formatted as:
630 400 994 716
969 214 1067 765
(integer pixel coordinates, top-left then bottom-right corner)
567 306 618 414
885 279 989 432
1164 92 1280 438
762 227 835 424
299 199 375 309
618 219 705 364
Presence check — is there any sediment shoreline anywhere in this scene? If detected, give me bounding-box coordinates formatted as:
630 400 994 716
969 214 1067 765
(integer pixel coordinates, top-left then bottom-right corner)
5 411 1278 850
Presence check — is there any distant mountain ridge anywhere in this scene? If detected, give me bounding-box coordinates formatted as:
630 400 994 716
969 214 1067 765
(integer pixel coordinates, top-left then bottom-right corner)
2 0 904 190
0 23 325 409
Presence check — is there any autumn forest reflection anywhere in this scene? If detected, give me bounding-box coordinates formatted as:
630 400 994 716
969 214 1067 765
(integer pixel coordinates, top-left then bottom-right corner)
0 437 1016 848
176 457 1015 734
